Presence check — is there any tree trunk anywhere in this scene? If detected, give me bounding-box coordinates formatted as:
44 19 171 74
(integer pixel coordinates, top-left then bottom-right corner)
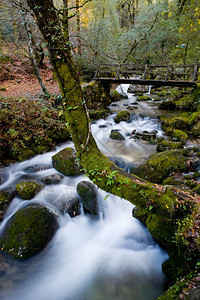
24 13 49 95
27 0 200 282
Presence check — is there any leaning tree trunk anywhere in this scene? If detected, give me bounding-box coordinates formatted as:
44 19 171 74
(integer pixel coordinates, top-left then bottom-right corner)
27 0 200 283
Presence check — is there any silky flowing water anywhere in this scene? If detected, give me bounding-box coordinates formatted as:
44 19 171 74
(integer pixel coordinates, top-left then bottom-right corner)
0 87 168 300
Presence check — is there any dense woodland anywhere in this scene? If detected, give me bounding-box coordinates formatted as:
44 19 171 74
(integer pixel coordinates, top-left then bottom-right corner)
0 1 200 300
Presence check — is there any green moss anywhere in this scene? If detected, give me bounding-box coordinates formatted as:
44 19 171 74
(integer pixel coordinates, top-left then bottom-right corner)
156 141 183 152
193 184 200 194
189 112 200 126
0 193 7 210
110 89 122 101
137 95 152 101
176 95 198 111
114 111 130 123
131 150 188 184
0 205 58 260
171 116 190 131
158 100 176 110
16 181 42 200
172 130 188 142
110 130 125 140
163 176 183 186
52 147 81 176
185 180 198 189
191 122 200 137
157 90 168 97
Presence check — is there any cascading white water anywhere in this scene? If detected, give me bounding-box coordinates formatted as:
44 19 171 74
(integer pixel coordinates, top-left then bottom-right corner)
0 86 168 300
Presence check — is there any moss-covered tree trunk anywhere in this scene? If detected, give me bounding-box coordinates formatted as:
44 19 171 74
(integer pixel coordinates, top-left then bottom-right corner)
27 0 200 283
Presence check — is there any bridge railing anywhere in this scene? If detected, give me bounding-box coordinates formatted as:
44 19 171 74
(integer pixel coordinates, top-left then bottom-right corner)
94 63 199 83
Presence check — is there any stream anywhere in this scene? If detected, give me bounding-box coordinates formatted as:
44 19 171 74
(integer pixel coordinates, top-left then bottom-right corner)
0 86 168 300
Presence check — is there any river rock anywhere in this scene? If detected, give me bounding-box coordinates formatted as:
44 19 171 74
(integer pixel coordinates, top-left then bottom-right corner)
76 181 98 215
110 130 125 141
40 174 64 185
127 85 148 94
141 131 156 141
137 95 152 101
131 150 190 184
110 89 122 101
114 111 130 123
16 181 42 200
55 197 81 217
81 81 111 110
52 147 81 176
0 191 14 222
158 100 176 110
0 204 58 260
23 165 50 173
156 141 183 152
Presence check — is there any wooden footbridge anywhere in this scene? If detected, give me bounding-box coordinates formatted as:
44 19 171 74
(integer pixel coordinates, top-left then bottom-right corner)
94 64 199 87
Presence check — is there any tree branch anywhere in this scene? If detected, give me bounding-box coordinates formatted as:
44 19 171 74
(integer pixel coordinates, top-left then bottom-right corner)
122 12 158 64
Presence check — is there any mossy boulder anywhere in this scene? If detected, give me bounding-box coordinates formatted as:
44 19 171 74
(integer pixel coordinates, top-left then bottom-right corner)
16 181 42 200
76 181 98 215
189 112 200 126
81 81 110 110
157 90 168 97
0 205 58 260
171 116 190 131
114 111 130 123
110 89 122 101
176 95 198 111
172 130 188 142
158 100 176 110
110 130 125 141
156 141 183 152
52 147 81 176
0 191 14 222
137 95 152 101
89 109 110 120
131 150 189 184
191 122 200 137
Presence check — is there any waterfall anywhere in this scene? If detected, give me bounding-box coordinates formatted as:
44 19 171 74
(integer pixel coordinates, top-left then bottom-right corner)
0 88 168 300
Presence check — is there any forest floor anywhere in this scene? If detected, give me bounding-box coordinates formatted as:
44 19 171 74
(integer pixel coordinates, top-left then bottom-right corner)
0 47 60 99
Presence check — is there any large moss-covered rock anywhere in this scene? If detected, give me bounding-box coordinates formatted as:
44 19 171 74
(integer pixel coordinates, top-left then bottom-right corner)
16 181 42 200
172 130 188 142
171 116 190 131
110 89 122 101
114 111 130 123
191 122 200 137
0 205 58 260
110 130 125 141
52 147 81 176
137 95 152 101
156 141 183 152
158 100 176 110
76 181 98 215
131 150 189 184
81 81 110 110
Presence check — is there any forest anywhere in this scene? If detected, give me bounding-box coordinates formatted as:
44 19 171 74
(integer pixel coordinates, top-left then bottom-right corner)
0 1 200 300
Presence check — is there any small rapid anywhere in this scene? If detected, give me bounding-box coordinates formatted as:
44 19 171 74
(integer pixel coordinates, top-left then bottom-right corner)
0 86 168 300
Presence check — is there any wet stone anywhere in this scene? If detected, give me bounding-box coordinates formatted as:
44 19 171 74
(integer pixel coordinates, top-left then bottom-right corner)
40 174 64 185
55 197 81 217
99 125 108 128
24 165 50 173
